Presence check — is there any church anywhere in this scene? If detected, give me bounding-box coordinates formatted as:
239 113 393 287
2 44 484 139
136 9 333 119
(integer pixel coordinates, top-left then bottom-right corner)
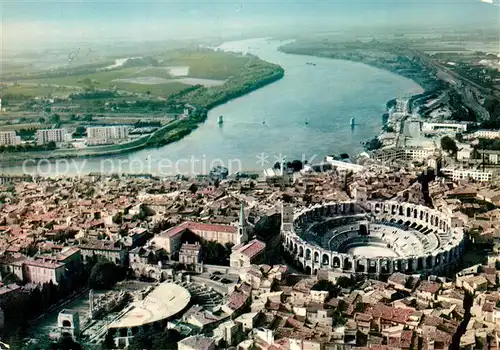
151 202 250 258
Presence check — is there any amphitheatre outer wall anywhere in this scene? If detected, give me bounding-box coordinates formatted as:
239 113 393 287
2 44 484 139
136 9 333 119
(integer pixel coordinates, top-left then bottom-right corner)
281 200 465 277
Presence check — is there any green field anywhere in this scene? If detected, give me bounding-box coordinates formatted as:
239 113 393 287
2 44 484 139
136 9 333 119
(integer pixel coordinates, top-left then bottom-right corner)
158 50 250 80
113 81 189 96
23 67 151 87
1 84 79 100
7 50 253 98
0 123 46 131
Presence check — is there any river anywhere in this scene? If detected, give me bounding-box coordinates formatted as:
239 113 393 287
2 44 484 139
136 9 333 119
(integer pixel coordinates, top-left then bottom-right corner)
1 38 423 177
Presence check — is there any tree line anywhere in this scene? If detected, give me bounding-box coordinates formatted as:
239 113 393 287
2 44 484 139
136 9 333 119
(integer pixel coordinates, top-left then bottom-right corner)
0 141 56 153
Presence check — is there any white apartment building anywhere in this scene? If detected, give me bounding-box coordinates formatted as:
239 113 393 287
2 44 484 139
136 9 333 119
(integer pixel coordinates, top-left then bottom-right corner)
0 131 21 146
86 138 114 146
372 147 436 163
457 144 474 161
478 150 500 165
489 153 499 164
441 167 493 182
422 122 468 133
87 126 129 139
36 128 69 145
325 157 365 172
473 129 500 139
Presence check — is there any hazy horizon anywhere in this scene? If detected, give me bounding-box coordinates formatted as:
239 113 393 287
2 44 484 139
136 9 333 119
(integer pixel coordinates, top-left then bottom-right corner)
1 0 499 52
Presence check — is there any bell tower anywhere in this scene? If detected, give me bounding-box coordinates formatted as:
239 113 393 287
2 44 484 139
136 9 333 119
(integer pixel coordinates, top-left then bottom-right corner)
238 201 248 244
281 202 294 233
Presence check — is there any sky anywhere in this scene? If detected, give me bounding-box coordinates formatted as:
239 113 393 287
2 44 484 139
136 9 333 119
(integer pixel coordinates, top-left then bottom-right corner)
1 0 499 50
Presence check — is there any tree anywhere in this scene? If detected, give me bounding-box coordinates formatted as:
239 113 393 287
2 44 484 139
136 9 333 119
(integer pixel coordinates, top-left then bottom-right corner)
46 141 57 150
128 328 180 350
364 137 382 151
128 329 150 350
253 214 281 241
336 276 356 289
49 114 61 124
287 160 303 172
311 280 339 298
151 329 181 350
89 260 118 289
188 184 198 194
332 308 346 326
112 212 123 224
73 126 86 137
441 136 458 155
282 193 293 203
201 240 232 265
53 336 83 350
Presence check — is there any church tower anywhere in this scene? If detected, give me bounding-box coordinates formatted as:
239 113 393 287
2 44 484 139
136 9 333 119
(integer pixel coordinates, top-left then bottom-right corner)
281 202 294 233
238 201 248 245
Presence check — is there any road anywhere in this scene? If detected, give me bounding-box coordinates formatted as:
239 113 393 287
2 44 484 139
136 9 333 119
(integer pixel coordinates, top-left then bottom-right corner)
463 86 490 121
409 49 495 96
409 49 492 121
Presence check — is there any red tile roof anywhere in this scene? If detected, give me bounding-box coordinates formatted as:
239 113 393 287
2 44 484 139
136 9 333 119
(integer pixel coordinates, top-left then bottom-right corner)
180 243 201 251
355 313 373 323
186 221 238 234
417 281 440 294
368 304 414 324
483 302 495 312
163 225 188 238
24 259 64 269
227 291 249 311
238 239 266 259
79 240 121 251
163 221 238 238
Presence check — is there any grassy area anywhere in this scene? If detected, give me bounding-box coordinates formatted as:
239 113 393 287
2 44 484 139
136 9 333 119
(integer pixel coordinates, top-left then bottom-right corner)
175 57 284 109
10 50 251 97
1 84 78 100
14 66 189 97
0 123 46 131
23 67 147 87
159 50 250 80
113 81 189 96
1 61 35 75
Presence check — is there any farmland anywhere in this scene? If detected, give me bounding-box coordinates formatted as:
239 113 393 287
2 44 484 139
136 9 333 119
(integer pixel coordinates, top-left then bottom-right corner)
2 49 257 99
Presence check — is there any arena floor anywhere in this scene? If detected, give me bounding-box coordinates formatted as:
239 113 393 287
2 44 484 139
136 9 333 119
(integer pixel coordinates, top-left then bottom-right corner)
347 246 400 258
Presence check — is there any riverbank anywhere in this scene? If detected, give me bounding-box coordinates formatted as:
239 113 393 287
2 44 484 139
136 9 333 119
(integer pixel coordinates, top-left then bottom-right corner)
0 121 187 166
277 39 447 151
278 41 439 93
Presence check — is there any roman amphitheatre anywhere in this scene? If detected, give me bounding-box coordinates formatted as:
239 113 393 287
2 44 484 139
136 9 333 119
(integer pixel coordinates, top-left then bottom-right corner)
282 200 465 277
